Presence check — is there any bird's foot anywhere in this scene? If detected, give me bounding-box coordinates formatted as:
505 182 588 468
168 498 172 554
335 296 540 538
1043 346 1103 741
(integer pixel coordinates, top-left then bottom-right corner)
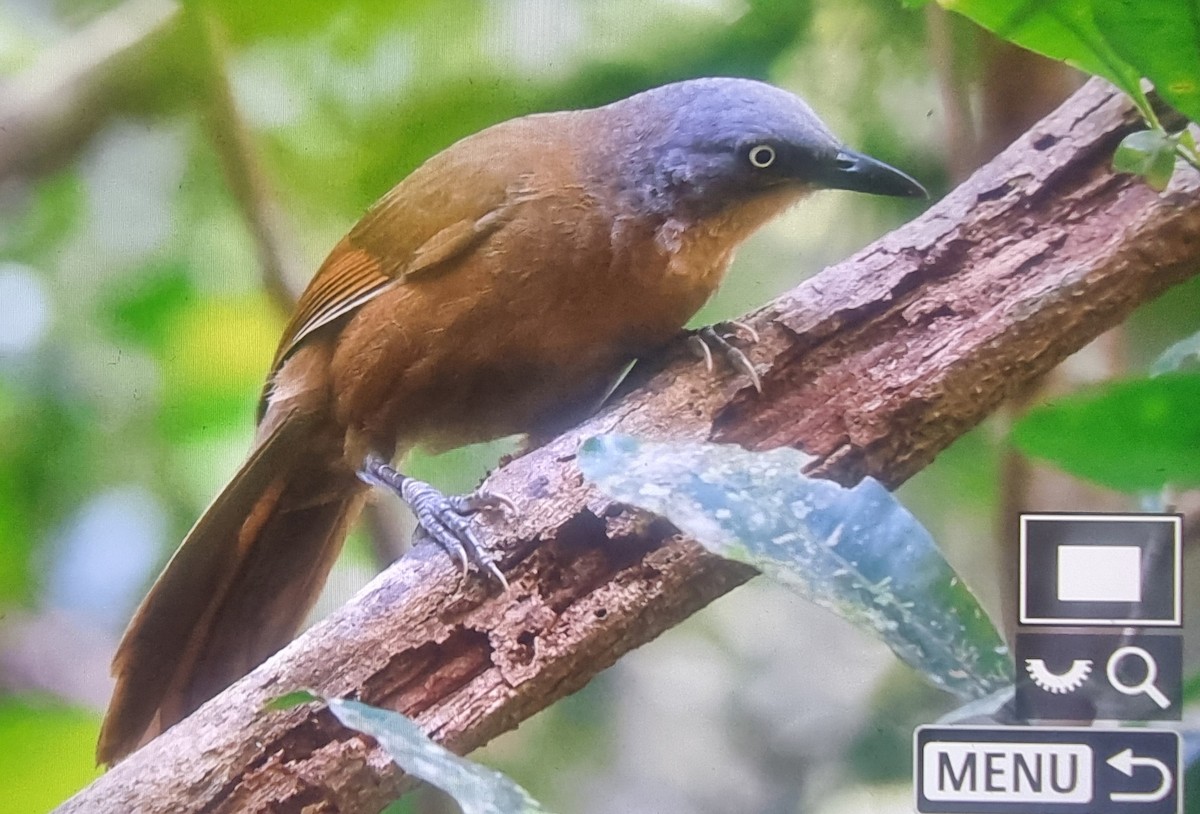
359 455 512 590
689 320 762 393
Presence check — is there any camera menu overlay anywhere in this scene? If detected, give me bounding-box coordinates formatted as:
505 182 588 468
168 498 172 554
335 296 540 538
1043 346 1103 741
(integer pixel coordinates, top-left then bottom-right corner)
1017 631 1182 722
916 727 1181 814
915 513 1186 814
1015 513 1183 722
1019 514 1181 627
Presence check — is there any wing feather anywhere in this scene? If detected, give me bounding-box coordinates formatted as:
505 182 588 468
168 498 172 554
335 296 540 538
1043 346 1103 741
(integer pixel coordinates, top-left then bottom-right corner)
271 244 393 369
261 112 580 392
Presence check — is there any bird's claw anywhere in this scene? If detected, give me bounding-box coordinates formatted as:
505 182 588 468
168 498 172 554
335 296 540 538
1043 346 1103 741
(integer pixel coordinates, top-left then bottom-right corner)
405 479 510 591
720 319 760 345
412 523 470 585
689 332 716 372
446 490 517 517
689 322 762 393
360 456 509 591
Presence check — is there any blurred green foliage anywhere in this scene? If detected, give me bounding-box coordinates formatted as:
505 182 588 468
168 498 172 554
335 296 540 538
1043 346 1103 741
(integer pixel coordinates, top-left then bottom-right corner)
0 0 938 626
1013 372 1200 492
0 697 101 814
0 0 1196 811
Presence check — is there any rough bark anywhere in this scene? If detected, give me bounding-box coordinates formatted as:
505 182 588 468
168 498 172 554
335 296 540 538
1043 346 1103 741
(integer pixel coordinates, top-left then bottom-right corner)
58 79 1200 814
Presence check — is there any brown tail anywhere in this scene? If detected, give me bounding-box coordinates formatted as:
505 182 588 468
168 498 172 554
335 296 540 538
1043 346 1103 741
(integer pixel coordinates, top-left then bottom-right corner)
97 411 367 764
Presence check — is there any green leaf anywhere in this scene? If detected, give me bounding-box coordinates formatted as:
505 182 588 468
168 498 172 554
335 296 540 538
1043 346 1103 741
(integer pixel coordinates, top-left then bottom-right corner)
1150 330 1200 376
0 696 101 812
1113 129 1178 191
1092 0 1200 124
317 697 554 814
577 435 1012 700
936 0 1145 101
1012 372 1200 490
264 689 320 711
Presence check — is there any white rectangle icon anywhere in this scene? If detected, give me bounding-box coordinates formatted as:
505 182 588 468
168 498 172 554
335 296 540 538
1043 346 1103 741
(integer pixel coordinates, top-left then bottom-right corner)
922 741 1093 804
1018 513 1182 626
1057 545 1141 602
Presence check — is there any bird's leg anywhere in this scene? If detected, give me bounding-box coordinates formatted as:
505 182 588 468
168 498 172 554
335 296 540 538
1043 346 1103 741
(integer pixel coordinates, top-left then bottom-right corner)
688 320 762 393
359 454 512 590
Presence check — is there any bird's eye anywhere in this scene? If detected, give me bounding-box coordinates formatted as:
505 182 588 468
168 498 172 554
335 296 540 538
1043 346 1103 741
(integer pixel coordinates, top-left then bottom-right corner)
747 144 776 169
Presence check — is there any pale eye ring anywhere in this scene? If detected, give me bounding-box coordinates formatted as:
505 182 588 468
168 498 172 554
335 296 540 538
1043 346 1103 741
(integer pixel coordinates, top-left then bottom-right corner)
748 144 776 168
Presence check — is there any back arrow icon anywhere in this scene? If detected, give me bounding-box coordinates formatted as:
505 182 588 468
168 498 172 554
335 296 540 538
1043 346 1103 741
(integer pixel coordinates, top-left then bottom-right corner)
1107 748 1173 803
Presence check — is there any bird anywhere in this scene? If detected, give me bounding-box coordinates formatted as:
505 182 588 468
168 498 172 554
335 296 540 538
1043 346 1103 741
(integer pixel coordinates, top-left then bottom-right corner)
96 76 925 764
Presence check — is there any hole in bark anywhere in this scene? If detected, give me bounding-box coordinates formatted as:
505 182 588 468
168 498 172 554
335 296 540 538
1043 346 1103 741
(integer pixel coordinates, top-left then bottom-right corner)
361 629 492 710
1033 133 1059 150
519 474 552 499
557 509 608 548
594 607 608 619
508 630 538 666
977 181 1012 202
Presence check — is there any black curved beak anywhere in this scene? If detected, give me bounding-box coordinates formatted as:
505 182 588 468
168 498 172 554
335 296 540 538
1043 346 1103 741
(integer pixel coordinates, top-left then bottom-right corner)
822 148 927 198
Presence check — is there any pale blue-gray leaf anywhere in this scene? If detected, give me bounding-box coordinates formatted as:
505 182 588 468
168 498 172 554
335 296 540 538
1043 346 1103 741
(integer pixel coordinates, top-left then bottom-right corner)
1150 330 1200 376
578 434 1012 700
324 696 552 814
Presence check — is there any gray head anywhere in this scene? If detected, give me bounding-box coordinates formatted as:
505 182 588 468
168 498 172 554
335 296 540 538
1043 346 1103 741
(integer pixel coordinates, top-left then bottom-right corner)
596 77 925 218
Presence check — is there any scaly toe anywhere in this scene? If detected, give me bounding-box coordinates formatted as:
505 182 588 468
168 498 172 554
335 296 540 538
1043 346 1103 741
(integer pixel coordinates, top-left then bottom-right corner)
414 523 470 586
722 342 762 393
359 457 508 588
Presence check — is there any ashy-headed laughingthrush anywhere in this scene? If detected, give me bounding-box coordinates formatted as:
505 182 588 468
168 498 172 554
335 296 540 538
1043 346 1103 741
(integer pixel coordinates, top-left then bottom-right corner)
97 77 924 764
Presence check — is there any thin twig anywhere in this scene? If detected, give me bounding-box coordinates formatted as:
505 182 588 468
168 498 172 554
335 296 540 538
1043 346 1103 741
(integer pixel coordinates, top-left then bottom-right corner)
0 0 180 179
188 4 304 311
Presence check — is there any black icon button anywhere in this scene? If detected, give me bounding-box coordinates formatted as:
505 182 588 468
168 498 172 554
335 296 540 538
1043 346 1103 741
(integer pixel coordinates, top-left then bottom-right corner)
916 726 1182 814
1015 631 1182 721
1019 513 1181 627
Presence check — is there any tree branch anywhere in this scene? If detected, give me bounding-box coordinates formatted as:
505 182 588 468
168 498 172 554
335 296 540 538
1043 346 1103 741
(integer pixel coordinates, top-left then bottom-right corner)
189 4 306 311
58 79 1200 814
0 0 180 180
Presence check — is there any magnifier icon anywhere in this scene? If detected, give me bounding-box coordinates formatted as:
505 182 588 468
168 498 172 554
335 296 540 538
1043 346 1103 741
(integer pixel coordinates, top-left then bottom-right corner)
1106 645 1171 709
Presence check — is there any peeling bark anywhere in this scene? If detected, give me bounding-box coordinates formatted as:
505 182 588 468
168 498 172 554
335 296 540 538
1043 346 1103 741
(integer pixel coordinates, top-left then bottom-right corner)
57 79 1200 814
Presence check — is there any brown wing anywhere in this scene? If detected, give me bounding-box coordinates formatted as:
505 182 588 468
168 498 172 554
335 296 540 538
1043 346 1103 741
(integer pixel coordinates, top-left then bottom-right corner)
264 117 573 380
269 240 392 372
269 210 515 374
256 214 500 423
257 113 582 425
